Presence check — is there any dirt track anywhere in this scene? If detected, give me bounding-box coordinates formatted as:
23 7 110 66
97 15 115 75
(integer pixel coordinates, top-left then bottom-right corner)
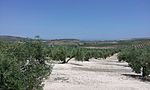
44 54 150 90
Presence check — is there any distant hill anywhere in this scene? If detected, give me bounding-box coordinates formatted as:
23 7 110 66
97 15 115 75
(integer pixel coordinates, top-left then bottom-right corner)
0 35 150 47
0 35 81 45
0 35 31 42
48 39 81 46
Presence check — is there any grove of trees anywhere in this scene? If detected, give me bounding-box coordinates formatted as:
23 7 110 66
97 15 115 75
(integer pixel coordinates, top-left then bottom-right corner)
0 39 119 90
47 46 119 63
4 38 150 89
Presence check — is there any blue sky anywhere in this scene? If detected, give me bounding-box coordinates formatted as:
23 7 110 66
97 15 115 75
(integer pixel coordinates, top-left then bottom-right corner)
0 0 150 40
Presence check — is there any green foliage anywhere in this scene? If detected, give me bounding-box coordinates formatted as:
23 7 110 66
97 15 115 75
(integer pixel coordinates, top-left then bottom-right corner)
118 47 150 77
84 51 92 61
0 40 52 90
0 40 119 89
74 48 85 61
47 46 119 63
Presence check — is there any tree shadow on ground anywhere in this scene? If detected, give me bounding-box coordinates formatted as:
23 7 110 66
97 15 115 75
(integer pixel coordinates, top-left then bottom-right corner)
103 63 129 67
122 73 150 82
69 63 83 66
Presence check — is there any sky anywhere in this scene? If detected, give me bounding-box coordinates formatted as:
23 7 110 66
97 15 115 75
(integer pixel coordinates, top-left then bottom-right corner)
0 0 150 40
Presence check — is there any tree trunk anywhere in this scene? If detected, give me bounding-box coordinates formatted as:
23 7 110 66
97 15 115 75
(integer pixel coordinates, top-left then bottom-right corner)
61 56 74 64
62 59 67 64
142 66 147 78
66 57 73 63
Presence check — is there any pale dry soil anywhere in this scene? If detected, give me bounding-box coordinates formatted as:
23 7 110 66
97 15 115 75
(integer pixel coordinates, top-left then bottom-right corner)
44 54 150 90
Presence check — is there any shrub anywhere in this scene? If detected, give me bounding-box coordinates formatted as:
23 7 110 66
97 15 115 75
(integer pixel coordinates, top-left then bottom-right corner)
118 47 150 77
0 40 52 90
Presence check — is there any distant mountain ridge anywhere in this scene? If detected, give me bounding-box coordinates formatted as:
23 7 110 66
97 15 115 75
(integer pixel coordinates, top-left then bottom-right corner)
0 35 31 42
0 35 81 45
0 35 150 46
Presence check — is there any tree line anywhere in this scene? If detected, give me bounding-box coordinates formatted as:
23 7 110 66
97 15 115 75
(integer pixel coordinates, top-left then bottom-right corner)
47 46 119 63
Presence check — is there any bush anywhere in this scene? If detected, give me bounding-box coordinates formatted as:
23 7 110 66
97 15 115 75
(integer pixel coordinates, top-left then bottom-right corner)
118 47 150 77
0 40 52 90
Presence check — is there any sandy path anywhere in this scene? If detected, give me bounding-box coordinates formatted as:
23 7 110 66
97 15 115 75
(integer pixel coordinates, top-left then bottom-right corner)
44 54 150 90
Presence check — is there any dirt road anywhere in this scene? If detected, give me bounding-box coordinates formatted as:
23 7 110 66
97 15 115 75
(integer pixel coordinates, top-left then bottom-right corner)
44 54 150 90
